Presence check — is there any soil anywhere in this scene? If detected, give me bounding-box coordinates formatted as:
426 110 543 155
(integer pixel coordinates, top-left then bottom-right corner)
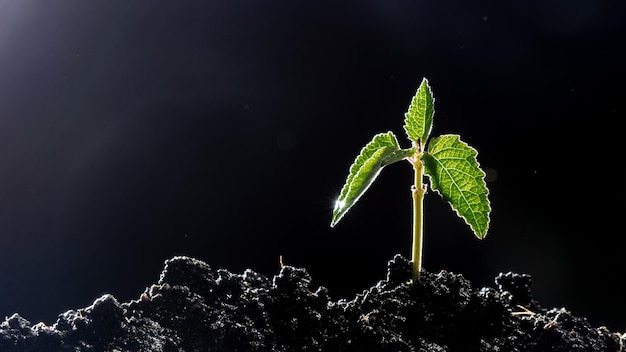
1 254 623 352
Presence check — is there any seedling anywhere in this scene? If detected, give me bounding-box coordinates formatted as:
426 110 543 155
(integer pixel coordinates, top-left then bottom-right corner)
330 78 491 280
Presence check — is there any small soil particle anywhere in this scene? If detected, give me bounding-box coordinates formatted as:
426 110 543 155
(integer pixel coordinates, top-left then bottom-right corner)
1 254 622 351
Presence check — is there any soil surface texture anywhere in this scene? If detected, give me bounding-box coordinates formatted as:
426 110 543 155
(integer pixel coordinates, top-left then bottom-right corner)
1 254 623 352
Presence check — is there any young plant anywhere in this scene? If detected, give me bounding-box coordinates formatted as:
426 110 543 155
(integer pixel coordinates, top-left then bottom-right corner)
330 78 491 280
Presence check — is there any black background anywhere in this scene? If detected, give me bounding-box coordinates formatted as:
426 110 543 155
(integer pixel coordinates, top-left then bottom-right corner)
1 0 624 332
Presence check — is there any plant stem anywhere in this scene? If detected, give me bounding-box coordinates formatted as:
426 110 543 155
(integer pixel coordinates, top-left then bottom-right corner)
411 148 426 281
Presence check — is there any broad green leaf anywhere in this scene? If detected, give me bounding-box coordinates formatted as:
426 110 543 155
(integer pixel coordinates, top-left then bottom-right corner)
422 134 491 239
380 147 417 166
404 78 434 144
331 132 403 227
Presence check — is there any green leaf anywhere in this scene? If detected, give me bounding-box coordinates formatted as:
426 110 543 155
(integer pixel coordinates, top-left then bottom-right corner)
380 147 417 166
404 77 434 144
331 132 403 227
422 134 491 239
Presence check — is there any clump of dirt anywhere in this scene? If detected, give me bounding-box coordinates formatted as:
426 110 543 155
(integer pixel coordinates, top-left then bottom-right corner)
1 254 623 351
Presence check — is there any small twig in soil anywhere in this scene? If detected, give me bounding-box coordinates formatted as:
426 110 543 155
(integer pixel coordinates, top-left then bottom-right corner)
543 312 562 330
360 312 372 325
511 305 535 316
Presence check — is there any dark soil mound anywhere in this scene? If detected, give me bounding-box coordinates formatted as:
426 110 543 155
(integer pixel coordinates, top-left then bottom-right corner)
1 255 623 351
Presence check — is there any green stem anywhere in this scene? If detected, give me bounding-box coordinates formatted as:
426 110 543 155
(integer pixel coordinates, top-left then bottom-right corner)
411 150 425 281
